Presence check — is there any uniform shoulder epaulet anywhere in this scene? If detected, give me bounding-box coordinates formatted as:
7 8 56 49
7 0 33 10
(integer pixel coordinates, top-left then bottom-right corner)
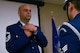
63 22 80 40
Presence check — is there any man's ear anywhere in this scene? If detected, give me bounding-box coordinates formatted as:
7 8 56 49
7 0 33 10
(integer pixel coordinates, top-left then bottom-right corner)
69 2 74 11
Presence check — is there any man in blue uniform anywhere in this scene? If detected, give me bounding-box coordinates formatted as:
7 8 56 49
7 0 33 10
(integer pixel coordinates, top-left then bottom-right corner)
58 0 80 53
6 4 48 53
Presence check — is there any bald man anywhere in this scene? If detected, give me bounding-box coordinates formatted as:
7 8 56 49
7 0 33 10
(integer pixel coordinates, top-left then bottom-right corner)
6 4 48 53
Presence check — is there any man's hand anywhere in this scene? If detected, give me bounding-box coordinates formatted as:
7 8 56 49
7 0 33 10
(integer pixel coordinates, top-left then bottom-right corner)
22 23 37 37
23 29 32 37
22 23 37 33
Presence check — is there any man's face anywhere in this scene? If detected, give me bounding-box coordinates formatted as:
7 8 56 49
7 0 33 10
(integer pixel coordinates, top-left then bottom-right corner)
18 5 31 21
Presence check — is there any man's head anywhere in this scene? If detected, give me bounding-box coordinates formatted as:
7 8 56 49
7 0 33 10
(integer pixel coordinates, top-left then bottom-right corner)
63 0 80 11
63 0 80 20
18 4 31 23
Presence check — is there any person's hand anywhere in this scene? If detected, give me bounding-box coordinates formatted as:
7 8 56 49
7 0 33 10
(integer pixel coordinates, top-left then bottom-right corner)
23 29 32 37
22 23 37 33
22 23 37 37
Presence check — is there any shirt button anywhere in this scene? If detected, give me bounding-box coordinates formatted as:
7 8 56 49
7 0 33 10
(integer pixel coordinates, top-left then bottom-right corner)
16 35 19 38
32 47 34 49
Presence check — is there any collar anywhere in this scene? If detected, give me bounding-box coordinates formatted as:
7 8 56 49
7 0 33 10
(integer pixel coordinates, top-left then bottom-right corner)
20 20 25 26
74 13 80 19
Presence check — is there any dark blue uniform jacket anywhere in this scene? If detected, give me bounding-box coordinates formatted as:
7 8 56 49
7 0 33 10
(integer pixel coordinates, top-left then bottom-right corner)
59 13 80 53
6 21 48 53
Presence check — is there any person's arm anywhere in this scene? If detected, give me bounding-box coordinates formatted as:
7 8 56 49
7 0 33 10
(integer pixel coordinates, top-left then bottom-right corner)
6 26 31 53
34 27 48 48
21 24 48 48
59 25 80 53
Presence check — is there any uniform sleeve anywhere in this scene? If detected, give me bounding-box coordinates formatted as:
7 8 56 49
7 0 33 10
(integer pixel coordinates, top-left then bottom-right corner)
59 25 80 53
6 26 31 53
34 27 48 48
